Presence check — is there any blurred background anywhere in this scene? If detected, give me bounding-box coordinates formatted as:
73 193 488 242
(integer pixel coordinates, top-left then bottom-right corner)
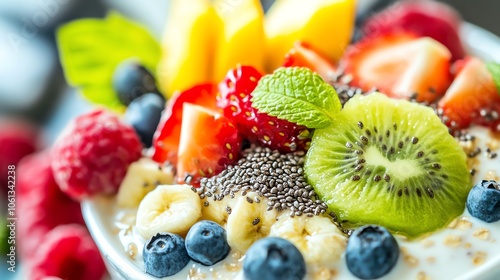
0 0 499 278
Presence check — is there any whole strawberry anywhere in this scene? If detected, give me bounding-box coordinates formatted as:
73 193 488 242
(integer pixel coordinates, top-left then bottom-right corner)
29 224 106 280
51 109 142 200
18 152 84 261
217 65 311 152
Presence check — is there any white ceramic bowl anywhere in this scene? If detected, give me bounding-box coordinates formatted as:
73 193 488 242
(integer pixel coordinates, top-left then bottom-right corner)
82 22 500 280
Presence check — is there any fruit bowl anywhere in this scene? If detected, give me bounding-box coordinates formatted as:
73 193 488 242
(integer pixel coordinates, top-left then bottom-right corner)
81 21 500 280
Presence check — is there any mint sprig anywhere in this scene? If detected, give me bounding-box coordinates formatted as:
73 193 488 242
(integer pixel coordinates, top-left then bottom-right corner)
251 67 341 129
486 62 500 95
57 12 161 111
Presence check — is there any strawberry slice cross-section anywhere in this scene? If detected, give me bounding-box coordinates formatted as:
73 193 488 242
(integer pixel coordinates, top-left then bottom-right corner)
176 103 241 186
438 57 500 131
342 33 452 103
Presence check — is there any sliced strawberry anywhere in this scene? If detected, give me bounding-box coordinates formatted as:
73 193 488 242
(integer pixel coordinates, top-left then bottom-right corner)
341 33 452 103
152 84 218 165
438 57 500 131
283 41 337 82
217 65 311 153
362 0 465 61
176 103 241 186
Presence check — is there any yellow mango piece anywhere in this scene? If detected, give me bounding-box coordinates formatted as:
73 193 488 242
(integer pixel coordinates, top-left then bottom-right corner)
264 0 356 71
213 0 265 81
157 0 219 97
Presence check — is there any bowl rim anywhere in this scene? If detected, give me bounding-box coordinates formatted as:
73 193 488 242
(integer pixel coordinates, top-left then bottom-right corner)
82 22 500 280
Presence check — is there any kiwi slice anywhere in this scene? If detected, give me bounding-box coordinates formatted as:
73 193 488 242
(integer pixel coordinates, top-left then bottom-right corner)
305 93 470 238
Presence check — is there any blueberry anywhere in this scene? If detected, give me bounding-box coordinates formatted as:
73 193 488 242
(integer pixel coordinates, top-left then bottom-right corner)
112 60 163 106
243 237 306 280
124 93 165 147
143 232 190 278
467 180 500 223
185 220 230 266
346 225 399 279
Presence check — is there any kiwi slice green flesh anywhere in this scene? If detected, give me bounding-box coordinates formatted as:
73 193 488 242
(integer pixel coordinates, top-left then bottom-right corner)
305 93 471 238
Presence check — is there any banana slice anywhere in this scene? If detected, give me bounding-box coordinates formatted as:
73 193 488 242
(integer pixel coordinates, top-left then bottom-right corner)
270 215 346 265
135 184 201 239
200 196 238 227
226 192 277 253
116 158 174 208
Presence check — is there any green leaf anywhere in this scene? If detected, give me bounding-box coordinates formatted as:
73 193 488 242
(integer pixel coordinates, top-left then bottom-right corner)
56 12 161 111
0 217 8 255
251 67 341 129
486 62 500 95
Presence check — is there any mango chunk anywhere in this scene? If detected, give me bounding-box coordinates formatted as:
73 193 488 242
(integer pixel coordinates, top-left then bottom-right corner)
265 0 356 71
213 0 265 81
158 0 219 97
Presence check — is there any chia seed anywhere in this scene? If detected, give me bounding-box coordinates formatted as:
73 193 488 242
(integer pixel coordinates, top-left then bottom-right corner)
198 146 328 217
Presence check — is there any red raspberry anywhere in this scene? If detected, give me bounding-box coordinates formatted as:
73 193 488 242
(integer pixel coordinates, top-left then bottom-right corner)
29 224 106 280
217 65 311 152
0 119 39 191
18 151 84 261
51 109 142 200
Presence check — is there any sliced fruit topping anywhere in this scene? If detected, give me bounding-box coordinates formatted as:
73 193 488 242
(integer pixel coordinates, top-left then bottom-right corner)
185 220 230 266
143 232 190 278
269 215 346 265
341 33 452 103
361 0 465 61
124 93 165 147
152 83 218 165
56 12 161 111
29 224 106 280
283 41 337 82
218 66 313 153
305 93 471 238
51 109 143 200
226 192 277 253
466 180 500 223
116 158 174 208
136 184 202 239
213 0 265 81
243 237 306 280
345 225 399 279
176 103 241 185
438 57 500 131
112 60 164 106
264 0 356 71
158 0 218 96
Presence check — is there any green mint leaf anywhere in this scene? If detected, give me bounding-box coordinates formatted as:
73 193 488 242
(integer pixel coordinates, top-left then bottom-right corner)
56 12 161 111
251 67 341 129
486 62 500 95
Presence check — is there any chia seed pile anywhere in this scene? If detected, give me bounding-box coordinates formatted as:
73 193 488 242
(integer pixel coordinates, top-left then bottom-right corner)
195 146 329 218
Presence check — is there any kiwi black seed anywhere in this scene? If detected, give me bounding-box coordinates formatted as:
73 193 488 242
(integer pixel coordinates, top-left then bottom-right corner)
304 93 471 238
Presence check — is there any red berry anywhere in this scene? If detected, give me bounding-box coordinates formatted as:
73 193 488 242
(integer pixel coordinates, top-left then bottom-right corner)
362 0 465 61
217 65 311 153
0 119 39 191
17 151 84 261
177 104 241 186
152 83 218 165
29 224 106 280
438 57 500 131
51 109 142 200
